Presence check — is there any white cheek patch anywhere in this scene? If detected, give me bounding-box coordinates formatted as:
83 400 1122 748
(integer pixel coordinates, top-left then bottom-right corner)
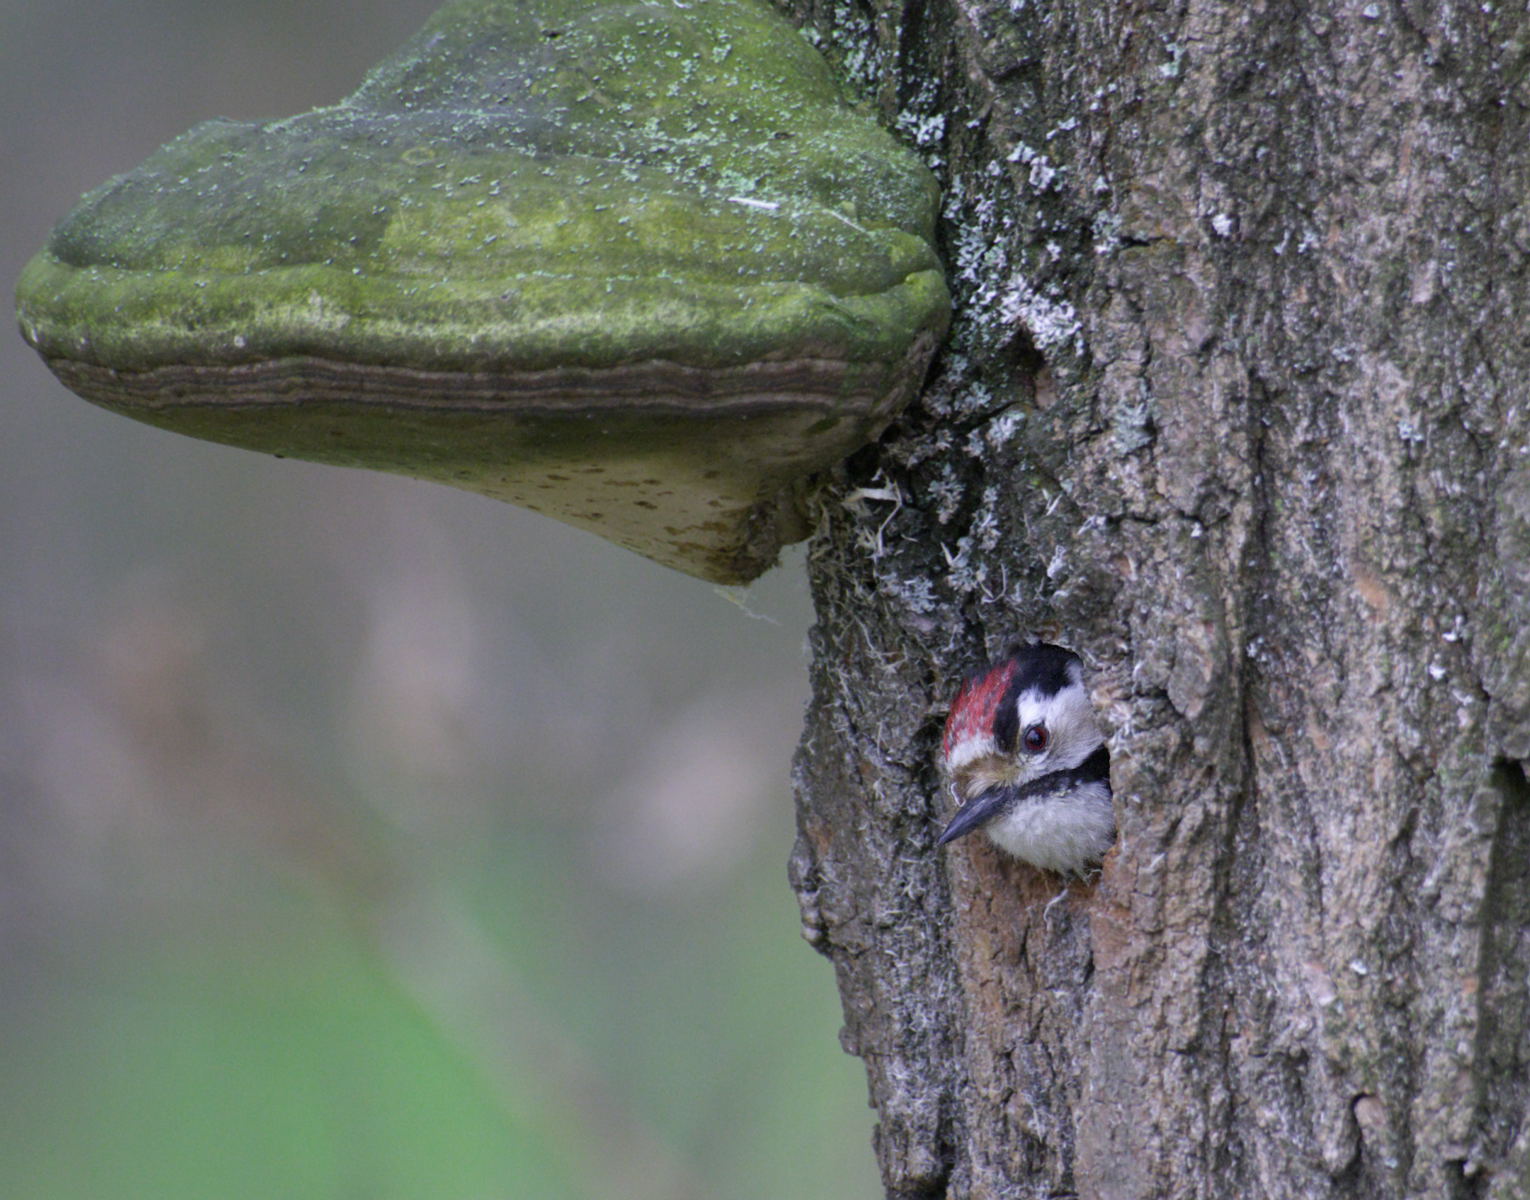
1014 681 1103 771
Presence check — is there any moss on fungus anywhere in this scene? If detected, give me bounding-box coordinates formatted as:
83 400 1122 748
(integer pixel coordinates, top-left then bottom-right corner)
17 0 949 582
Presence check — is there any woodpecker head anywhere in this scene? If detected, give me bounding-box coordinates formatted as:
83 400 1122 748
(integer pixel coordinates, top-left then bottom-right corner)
937 642 1114 876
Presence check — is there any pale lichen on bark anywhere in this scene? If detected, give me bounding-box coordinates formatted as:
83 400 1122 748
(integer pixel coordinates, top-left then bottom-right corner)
780 0 1530 1196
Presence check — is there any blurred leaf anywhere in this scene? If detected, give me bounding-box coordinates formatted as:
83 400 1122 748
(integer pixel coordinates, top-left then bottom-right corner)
0 884 576 1200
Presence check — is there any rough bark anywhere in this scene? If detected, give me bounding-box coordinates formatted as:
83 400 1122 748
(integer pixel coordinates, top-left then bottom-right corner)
780 1 1530 1197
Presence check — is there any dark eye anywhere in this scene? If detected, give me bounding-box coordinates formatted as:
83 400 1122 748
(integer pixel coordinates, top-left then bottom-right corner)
1022 724 1049 753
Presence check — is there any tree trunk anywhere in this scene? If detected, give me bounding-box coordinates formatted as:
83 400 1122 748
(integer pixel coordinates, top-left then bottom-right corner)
781 1 1530 1196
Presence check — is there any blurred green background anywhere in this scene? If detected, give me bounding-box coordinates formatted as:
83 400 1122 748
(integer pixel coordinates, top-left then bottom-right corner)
0 2 878 1196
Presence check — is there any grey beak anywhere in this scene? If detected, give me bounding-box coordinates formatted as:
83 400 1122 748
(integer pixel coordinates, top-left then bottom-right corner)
936 785 1015 846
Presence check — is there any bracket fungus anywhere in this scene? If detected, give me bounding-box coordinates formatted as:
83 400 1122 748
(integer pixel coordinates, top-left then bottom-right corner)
17 0 948 583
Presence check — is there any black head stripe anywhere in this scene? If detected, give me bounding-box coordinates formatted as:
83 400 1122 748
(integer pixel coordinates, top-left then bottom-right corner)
1013 642 1081 697
1074 743 1111 786
992 680 1022 753
992 643 1082 752
1011 743 1113 805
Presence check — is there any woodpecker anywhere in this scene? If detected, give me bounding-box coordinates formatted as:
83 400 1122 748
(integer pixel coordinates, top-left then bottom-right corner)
937 642 1113 876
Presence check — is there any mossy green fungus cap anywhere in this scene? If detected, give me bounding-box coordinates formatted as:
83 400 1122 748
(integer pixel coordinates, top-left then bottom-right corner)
17 0 948 583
